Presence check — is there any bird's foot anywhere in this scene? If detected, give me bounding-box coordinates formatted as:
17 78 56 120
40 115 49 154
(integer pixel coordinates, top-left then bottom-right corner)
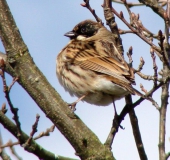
67 94 88 112
113 114 125 130
67 102 77 112
112 101 124 130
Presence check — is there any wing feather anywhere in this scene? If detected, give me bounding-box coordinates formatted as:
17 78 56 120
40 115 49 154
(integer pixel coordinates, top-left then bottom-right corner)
64 39 136 92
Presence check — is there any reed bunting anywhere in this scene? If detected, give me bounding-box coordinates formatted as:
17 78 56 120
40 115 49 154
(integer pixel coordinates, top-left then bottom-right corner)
56 20 140 110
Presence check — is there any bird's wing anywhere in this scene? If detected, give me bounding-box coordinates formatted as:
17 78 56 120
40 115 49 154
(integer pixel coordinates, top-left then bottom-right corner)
64 39 136 93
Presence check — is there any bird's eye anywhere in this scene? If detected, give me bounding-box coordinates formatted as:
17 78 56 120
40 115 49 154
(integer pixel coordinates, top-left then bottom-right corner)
81 27 86 33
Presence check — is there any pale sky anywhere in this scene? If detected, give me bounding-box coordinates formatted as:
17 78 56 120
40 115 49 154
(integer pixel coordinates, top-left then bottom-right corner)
0 1 169 160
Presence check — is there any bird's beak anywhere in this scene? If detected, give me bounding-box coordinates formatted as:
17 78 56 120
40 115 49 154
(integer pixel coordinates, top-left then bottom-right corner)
64 31 76 37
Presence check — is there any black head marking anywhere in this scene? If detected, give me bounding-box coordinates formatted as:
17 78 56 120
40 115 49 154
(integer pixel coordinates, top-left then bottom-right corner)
64 20 101 39
74 20 101 38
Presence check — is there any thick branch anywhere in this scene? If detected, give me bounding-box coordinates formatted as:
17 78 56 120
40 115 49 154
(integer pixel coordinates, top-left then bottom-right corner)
0 0 27 54
0 1 114 159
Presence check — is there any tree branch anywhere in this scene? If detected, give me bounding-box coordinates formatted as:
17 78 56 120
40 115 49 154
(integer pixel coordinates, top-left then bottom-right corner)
0 153 11 160
1 125 55 149
111 7 162 57
23 114 40 148
126 47 148 160
81 0 102 23
0 0 114 159
0 110 58 160
105 82 163 145
0 62 22 141
8 141 22 160
126 95 148 160
159 82 169 160
158 4 170 157
139 0 165 19
166 152 170 159
112 0 168 8
112 0 144 7
0 131 11 160
103 0 124 55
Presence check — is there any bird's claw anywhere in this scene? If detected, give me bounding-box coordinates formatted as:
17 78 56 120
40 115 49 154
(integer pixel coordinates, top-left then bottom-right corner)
113 115 125 130
67 102 77 112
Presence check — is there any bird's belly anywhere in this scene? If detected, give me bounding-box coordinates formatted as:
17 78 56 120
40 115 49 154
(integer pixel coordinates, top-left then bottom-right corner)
83 78 129 106
57 66 128 106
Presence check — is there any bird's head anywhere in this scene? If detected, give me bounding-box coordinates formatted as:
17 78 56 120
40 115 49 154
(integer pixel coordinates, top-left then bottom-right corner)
64 20 103 40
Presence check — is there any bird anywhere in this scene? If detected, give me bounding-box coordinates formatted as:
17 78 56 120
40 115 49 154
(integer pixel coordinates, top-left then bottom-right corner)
56 20 140 111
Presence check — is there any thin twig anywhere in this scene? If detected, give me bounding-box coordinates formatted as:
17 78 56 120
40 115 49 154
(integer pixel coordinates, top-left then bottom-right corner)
158 30 169 67
81 0 102 23
140 84 160 110
9 140 22 160
132 13 158 39
112 0 144 7
150 97 161 110
103 0 124 55
126 46 148 159
135 71 162 82
136 57 145 72
0 110 61 160
0 130 11 160
139 0 165 19
34 125 55 140
164 3 169 43
8 77 18 92
105 82 163 145
0 140 18 149
150 47 158 86
166 152 170 159
123 0 132 17
1 103 7 114
0 125 55 149
119 29 134 34
111 7 162 58
23 114 40 148
119 28 159 39
0 59 22 141
112 0 167 7
140 83 147 94
126 94 148 160
140 83 160 109
121 0 159 40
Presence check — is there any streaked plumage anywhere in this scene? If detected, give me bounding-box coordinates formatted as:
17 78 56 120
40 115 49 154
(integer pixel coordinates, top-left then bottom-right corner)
56 20 138 106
